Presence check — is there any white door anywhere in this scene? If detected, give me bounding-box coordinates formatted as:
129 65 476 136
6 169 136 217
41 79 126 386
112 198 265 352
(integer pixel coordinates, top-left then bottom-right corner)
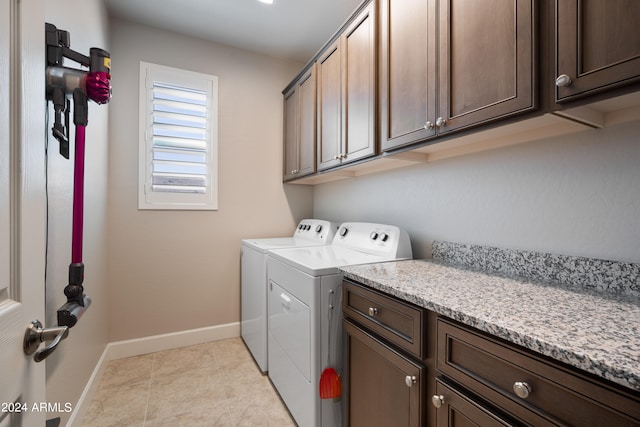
1 0 47 426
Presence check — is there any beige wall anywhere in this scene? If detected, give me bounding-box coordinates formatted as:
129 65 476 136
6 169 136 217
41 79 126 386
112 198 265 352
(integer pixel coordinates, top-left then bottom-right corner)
107 19 312 341
44 0 111 424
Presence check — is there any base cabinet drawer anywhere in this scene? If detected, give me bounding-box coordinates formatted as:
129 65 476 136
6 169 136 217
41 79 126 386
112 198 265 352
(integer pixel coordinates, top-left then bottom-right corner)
343 280 425 358
437 318 640 426
433 378 517 427
344 318 425 427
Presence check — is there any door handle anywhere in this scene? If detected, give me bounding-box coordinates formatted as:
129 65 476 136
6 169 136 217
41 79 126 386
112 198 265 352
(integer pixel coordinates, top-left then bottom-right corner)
23 320 69 362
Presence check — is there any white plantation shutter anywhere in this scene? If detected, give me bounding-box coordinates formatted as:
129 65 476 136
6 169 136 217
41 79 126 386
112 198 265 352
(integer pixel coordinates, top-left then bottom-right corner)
139 62 218 210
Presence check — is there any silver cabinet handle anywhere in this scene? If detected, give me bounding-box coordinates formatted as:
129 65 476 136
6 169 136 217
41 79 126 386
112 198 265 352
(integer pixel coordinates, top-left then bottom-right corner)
555 74 572 87
405 375 416 387
436 117 447 127
424 121 434 130
513 381 532 399
23 320 69 362
432 394 445 408
368 307 378 316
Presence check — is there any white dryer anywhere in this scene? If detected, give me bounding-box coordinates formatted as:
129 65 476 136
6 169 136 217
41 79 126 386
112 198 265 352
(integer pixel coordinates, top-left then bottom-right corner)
241 219 337 373
267 222 412 427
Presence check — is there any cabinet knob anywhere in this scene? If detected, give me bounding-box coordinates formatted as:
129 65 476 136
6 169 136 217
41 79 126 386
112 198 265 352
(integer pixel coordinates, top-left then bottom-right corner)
555 74 572 87
513 381 532 399
436 117 447 127
334 155 340 160
405 375 416 387
431 394 445 408
368 307 378 316
424 121 434 130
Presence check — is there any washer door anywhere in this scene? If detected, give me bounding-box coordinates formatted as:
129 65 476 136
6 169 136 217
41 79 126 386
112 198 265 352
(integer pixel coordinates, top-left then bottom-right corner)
268 280 311 381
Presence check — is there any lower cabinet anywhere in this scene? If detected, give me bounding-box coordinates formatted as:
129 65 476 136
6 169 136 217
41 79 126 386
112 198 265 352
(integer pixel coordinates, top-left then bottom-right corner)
343 279 640 427
343 319 425 427
435 318 640 427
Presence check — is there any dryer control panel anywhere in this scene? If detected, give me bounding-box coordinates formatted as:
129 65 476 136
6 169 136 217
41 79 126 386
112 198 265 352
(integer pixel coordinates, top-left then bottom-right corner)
333 222 412 259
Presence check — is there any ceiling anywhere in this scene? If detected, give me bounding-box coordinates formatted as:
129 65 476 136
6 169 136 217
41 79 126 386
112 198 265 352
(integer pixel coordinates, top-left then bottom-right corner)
103 0 364 63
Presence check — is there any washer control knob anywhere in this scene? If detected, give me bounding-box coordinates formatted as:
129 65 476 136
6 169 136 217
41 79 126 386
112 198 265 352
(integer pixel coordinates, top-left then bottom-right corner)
339 226 348 237
370 232 379 240
315 225 323 233
379 233 389 242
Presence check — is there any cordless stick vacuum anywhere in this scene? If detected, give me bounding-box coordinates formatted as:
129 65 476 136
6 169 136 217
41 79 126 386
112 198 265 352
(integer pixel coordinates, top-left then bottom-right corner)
45 23 112 328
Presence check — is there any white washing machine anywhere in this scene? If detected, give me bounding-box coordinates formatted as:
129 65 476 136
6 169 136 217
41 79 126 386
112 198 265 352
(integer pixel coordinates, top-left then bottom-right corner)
267 222 412 427
241 219 337 373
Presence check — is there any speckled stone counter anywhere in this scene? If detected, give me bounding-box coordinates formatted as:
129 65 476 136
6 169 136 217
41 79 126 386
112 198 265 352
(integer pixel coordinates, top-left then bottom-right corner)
339 259 640 392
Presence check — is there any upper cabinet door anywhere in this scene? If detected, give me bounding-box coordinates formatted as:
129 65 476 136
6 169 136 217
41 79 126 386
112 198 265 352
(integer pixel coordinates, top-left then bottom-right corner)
380 0 437 152
555 0 640 102
297 65 317 177
283 86 299 181
342 1 377 164
317 41 343 171
438 0 535 134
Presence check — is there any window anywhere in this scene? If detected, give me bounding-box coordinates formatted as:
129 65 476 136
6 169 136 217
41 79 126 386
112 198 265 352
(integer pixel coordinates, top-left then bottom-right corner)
139 62 218 210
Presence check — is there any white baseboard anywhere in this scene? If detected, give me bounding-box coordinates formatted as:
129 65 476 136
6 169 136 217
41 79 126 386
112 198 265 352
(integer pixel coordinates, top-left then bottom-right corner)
106 321 240 360
66 322 240 427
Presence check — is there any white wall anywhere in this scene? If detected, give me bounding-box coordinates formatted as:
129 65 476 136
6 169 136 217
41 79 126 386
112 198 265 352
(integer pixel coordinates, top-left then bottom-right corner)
314 119 640 263
107 19 311 341
44 1 111 425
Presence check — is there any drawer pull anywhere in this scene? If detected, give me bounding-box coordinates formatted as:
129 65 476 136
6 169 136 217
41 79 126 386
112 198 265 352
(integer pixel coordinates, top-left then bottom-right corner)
368 307 378 316
405 375 416 387
431 394 444 408
513 381 532 399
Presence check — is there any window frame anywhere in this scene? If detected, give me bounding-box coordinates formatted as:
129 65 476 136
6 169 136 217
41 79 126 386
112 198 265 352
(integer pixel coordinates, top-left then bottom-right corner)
138 61 219 210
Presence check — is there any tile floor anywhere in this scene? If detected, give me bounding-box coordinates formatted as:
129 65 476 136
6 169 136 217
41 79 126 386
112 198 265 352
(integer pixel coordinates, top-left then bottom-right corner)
82 338 296 426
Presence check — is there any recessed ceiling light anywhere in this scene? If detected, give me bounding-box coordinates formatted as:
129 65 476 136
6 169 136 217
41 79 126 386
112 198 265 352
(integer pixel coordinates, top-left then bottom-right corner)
258 0 274 4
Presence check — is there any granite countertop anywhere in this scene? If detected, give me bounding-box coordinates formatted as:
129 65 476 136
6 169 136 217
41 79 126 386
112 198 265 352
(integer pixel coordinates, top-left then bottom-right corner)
339 259 640 392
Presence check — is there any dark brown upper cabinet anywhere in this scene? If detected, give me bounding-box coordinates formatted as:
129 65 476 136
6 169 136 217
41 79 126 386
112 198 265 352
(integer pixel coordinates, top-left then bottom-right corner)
380 0 536 152
283 64 316 182
555 0 640 103
317 1 376 171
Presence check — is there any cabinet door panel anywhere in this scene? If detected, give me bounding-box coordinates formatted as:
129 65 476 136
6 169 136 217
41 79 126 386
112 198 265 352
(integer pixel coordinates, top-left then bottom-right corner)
439 0 534 133
344 319 424 427
297 66 316 176
317 42 342 171
556 0 640 101
343 2 376 163
434 379 516 427
380 0 436 151
283 87 298 181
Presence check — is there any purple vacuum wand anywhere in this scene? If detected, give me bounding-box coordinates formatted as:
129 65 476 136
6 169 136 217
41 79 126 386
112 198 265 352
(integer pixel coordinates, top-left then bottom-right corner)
46 23 112 328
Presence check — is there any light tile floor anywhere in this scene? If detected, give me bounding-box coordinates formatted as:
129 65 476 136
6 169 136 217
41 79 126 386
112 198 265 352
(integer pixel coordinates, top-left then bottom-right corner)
82 338 296 427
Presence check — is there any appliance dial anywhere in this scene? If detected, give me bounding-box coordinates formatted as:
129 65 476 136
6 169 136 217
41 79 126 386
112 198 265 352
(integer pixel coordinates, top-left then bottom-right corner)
370 232 379 240
315 225 323 233
339 226 348 237
379 233 389 242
